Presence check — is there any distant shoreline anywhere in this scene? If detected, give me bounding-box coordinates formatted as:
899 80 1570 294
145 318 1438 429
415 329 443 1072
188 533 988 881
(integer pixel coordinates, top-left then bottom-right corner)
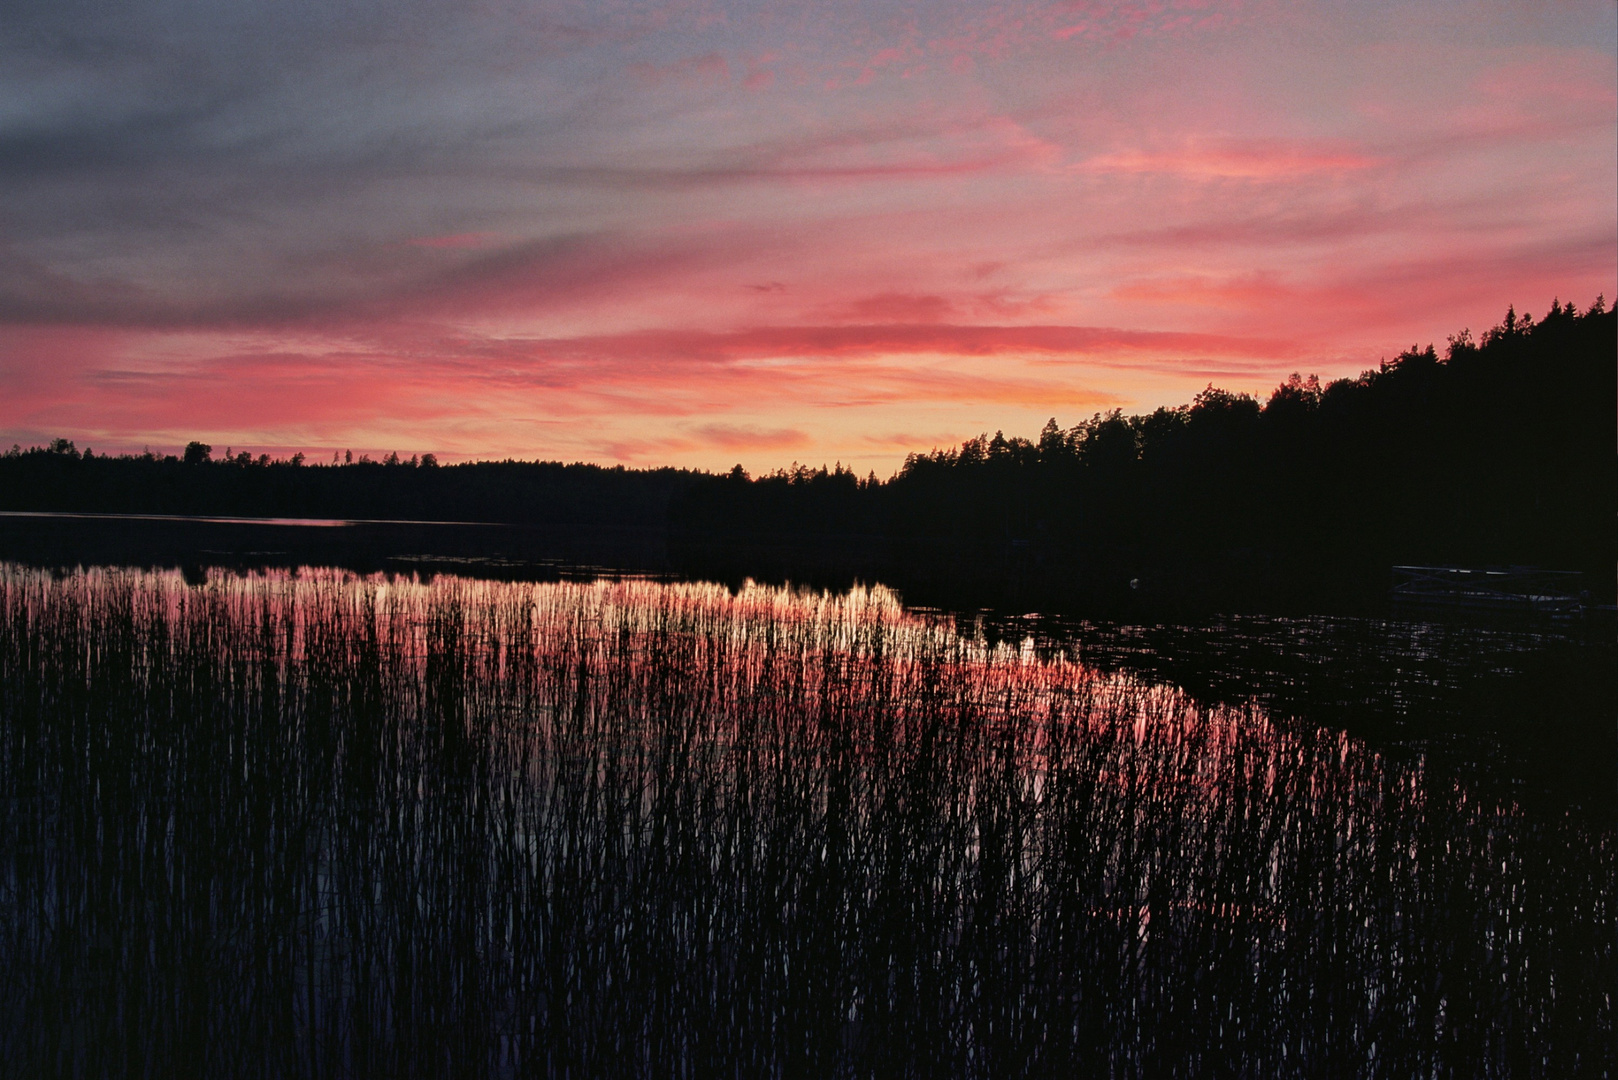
0 509 508 529
3 303 1612 616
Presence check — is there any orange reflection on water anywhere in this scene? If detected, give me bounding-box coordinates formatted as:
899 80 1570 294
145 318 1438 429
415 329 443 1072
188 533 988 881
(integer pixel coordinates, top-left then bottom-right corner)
0 564 1609 1075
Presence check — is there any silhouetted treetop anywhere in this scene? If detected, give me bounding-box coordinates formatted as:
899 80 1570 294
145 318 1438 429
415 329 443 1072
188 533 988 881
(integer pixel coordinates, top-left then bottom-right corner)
1 296 1612 609
671 298 1615 605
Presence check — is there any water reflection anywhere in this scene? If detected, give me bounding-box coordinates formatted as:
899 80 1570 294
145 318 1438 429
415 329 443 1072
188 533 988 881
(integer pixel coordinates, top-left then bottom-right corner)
990 613 1617 812
0 565 1610 1077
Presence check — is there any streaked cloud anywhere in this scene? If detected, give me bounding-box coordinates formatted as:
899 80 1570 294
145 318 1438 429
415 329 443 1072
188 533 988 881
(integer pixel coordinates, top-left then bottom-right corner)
0 0 1610 473
1082 138 1383 179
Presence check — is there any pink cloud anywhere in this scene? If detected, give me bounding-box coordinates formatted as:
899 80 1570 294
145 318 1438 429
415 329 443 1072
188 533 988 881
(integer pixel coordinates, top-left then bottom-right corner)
495 323 1299 366
595 423 812 464
692 424 812 451
858 430 966 450
0 314 1159 461
3 1 1610 474
1046 0 1241 44
830 293 956 323
1111 273 1297 310
1084 138 1382 179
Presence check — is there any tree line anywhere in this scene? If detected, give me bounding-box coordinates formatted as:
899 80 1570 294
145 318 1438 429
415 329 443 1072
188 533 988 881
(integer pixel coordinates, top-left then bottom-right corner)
670 299 1615 607
1 297 1611 609
0 444 697 530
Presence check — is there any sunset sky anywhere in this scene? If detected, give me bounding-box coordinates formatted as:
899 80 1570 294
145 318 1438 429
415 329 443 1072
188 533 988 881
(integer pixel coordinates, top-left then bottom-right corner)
2 0 1613 472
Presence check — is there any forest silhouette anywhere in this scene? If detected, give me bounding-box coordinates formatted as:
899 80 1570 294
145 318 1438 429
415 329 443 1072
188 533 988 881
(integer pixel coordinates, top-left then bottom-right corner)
2 299 1612 612
671 299 1614 609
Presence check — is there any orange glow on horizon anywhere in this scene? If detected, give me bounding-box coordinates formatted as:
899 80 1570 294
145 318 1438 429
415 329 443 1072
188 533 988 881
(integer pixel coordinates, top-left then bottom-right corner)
1 1 1611 474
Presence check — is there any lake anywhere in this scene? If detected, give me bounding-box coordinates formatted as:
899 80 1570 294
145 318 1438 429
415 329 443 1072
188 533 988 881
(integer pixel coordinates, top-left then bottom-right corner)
0 560 1611 1078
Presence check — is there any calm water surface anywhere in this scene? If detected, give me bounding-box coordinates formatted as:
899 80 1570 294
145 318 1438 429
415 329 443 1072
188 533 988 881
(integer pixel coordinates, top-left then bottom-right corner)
0 564 1610 1078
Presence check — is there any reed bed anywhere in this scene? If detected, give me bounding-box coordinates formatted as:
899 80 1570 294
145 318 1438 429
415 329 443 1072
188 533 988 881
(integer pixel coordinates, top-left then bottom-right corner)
0 564 1609 1078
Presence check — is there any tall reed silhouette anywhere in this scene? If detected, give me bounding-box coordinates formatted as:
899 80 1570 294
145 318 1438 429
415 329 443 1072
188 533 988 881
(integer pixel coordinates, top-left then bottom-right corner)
0 565 1609 1077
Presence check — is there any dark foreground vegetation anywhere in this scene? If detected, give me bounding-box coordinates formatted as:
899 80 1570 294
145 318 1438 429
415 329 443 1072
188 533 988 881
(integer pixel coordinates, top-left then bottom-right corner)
1 298 1611 613
672 300 1616 610
0 566 1610 1077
